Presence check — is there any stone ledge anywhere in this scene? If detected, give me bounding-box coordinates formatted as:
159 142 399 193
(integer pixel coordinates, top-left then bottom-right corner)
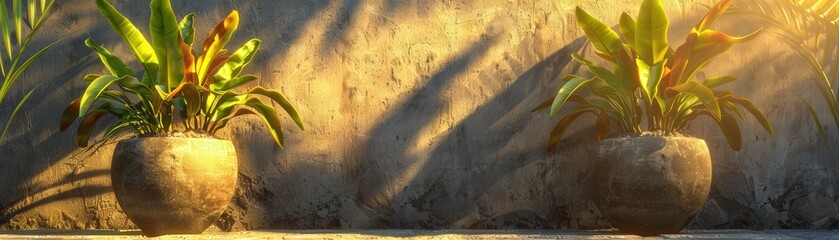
0 229 836 239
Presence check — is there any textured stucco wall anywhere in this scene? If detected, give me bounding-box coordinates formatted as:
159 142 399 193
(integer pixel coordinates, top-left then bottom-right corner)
1 0 837 231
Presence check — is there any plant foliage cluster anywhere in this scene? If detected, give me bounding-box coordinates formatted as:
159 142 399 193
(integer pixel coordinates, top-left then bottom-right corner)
60 0 304 148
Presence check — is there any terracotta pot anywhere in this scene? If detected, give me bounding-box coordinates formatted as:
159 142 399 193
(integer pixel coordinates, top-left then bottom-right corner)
592 136 712 236
111 137 238 237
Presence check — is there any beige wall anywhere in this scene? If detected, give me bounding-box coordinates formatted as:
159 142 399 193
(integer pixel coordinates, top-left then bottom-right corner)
1 0 837 230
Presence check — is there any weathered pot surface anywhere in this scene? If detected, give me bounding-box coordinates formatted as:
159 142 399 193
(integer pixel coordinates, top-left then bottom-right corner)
592 136 712 236
111 136 238 237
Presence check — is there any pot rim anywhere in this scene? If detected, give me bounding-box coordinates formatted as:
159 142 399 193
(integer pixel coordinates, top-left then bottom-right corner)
116 135 232 143
597 135 706 143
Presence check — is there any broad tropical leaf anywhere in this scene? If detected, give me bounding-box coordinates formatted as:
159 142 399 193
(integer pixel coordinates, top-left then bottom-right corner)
215 39 260 82
635 0 669 64
96 0 158 80
179 13 195 46
149 0 184 91
619 13 637 49
667 81 721 120
575 6 623 55
550 77 594 117
85 38 133 78
198 10 238 82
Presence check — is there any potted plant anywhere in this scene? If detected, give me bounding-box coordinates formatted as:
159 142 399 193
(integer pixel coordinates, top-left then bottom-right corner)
535 0 772 235
59 0 304 236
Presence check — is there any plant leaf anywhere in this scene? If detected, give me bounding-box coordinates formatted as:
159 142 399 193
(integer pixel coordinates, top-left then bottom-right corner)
619 12 637 49
96 0 158 81
723 96 773 134
575 6 623 55
636 58 666 101
695 0 733 31
198 10 238 83
247 86 305 130
78 75 143 118
211 74 257 92
550 76 594 117
0 85 37 142
59 97 81 132
243 98 287 147
149 0 184 91
716 111 742 151
703 75 737 88
84 38 133 78
667 80 721 121
214 38 260 83
0 0 12 59
635 0 669 64
13 0 21 45
548 109 594 152
179 13 195 46
76 104 111 148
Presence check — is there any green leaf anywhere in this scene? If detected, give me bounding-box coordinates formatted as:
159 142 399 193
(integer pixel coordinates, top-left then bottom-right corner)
0 0 12 59
703 75 737 88
723 96 773 134
179 13 195 46
716 112 742 151
243 98 287 147
575 6 623 55
84 38 133 78
247 86 305 130
636 58 666 101
550 77 594 117
548 109 594 152
667 81 721 121
211 74 257 92
211 108 255 133
84 74 102 82
572 53 624 92
96 0 159 82
0 85 37 142
619 12 637 49
214 39 260 83
803 99 833 152
13 0 22 45
78 75 143 118
27 0 34 29
635 0 669 64
149 0 184 91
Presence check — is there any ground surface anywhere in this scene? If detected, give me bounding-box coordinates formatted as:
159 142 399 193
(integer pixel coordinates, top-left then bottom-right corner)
0 229 836 239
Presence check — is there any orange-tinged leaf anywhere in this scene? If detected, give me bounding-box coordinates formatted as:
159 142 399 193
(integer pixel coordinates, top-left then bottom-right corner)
595 112 611 140
60 98 81 132
180 34 196 83
76 106 110 148
198 11 238 82
695 0 733 31
548 109 594 152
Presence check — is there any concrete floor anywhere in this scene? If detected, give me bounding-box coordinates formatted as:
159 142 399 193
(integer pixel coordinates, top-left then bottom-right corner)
0 229 836 239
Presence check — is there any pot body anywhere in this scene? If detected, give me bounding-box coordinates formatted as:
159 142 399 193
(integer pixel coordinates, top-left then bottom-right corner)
111 137 238 237
592 136 712 236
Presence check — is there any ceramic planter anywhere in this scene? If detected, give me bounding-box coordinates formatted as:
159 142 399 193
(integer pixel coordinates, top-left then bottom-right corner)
111 136 238 237
592 136 712 236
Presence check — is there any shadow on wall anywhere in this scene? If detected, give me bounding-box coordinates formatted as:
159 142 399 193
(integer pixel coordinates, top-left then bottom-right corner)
345 34 592 228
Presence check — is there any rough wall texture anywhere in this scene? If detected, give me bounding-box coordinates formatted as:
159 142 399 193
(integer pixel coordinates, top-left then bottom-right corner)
0 0 837 231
